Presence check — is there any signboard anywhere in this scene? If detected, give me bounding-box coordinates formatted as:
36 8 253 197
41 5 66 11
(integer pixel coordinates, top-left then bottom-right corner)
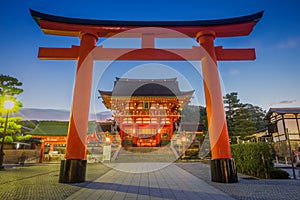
103 145 111 161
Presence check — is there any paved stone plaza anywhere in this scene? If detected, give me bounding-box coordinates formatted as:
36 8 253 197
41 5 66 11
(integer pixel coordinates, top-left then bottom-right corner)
0 162 299 200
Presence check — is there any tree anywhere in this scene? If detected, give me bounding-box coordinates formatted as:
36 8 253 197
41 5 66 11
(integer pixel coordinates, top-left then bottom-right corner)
223 92 266 143
0 75 25 169
0 74 23 97
246 104 267 130
233 103 256 141
0 75 24 142
180 105 207 131
223 92 242 139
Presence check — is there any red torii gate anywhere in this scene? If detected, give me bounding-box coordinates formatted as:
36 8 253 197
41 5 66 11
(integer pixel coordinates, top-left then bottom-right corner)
30 9 263 183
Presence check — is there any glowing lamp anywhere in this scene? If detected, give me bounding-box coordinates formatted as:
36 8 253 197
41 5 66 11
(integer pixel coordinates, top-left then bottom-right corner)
4 100 15 110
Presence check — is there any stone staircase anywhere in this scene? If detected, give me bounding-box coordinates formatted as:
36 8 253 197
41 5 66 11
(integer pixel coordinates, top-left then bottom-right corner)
112 146 177 163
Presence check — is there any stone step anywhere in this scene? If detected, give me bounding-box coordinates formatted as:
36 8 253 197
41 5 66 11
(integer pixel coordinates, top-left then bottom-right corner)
112 146 177 163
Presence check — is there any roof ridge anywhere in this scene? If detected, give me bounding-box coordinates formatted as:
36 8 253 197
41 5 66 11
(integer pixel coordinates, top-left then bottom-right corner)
115 77 177 82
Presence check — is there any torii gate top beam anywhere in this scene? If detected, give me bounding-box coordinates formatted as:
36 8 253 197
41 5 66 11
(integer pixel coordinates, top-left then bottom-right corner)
30 9 263 38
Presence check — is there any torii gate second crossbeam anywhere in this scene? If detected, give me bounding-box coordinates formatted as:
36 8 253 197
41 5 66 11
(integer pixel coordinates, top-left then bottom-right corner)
30 9 263 184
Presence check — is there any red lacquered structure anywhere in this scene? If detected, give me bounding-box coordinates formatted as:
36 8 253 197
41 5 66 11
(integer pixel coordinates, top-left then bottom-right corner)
30 9 263 183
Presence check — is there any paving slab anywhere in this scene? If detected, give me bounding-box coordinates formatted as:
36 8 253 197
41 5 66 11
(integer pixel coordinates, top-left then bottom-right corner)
177 162 300 200
67 163 234 200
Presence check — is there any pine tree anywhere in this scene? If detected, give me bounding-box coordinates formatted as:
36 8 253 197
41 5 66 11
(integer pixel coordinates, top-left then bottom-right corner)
223 92 242 139
223 92 266 143
0 74 24 142
0 74 23 97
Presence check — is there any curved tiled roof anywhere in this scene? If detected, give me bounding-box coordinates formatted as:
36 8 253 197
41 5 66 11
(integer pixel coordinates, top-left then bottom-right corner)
30 9 263 27
30 9 263 38
99 77 194 97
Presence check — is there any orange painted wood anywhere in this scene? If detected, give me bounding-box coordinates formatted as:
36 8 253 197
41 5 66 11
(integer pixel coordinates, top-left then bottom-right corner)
38 45 79 60
197 32 232 159
39 19 256 38
65 33 97 160
215 46 256 61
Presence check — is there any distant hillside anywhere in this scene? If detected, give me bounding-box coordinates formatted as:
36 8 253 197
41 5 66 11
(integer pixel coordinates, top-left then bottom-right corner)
13 108 112 121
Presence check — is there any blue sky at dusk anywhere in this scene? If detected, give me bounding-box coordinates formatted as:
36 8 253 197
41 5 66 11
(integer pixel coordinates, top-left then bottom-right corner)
1 0 300 116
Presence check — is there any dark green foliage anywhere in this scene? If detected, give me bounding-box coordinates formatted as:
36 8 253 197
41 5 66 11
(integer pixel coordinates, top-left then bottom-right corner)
269 168 290 179
0 74 24 143
122 140 133 146
231 143 275 178
183 149 199 159
160 140 170 146
223 92 267 143
0 74 23 97
181 105 207 130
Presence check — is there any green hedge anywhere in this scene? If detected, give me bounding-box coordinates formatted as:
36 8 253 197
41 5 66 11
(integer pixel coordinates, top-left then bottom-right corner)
122 140 133 146
160 140 170 146
269 168 290 179
231 143 274 179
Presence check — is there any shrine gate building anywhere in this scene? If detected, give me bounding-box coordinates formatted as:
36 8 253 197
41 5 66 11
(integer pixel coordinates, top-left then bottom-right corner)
99 77 193 147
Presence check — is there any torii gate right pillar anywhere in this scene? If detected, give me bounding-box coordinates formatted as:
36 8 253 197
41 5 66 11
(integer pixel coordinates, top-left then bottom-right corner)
197 31 238 183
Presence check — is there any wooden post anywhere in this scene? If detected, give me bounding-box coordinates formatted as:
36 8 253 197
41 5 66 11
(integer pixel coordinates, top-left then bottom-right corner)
39 141 44 163
197 31 238 183
59 32 98 183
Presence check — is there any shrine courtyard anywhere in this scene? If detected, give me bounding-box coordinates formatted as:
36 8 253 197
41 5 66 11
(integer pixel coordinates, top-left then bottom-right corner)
0 162 299 200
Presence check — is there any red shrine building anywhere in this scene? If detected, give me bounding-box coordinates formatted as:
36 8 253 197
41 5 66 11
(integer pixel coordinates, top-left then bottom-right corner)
99 77 194 147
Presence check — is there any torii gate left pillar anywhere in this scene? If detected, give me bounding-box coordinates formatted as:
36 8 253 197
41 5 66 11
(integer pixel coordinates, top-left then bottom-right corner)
30 9 263 183
58 32 98 183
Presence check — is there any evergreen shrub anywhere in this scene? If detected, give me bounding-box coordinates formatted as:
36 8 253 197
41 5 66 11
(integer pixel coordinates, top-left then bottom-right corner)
269 168 290 179
231 143 274 178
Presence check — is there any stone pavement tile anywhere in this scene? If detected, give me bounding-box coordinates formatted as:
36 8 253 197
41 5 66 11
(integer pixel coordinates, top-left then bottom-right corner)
112 191 127 200
150 197 164 200
67 163 235 200
138 187 150 195
125 193 138 199
149 188 162 198
137 194 151 200
177 162 300 200
160 188 176 199
101 190 117 199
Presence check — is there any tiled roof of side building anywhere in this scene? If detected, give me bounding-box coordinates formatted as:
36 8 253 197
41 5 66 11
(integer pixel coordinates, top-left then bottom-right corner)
29 121 106 136
265 107 300 119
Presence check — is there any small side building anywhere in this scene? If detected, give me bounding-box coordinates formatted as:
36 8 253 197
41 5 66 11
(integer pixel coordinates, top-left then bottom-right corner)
29 121 112 162
265 107 300 161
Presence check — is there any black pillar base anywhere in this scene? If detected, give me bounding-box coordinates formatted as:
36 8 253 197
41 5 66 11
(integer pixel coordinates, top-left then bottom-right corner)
211 158 238 183
59 159 87 183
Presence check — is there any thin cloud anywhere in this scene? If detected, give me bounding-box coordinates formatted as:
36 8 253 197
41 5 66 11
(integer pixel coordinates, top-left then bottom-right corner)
269 99 300 108
278 100 296 104
277 37 300 49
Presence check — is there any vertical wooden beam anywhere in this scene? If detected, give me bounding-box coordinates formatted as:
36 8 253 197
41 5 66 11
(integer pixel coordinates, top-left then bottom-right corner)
59 32 97 183
197 31 237 183
142 33 155 48
39 141 45 163
65 32 97 160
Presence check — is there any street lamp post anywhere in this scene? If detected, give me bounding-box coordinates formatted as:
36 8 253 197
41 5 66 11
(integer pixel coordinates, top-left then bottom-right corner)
0 100 15 170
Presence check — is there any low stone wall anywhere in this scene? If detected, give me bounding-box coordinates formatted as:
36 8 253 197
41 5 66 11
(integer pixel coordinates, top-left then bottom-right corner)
3 149 40 164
